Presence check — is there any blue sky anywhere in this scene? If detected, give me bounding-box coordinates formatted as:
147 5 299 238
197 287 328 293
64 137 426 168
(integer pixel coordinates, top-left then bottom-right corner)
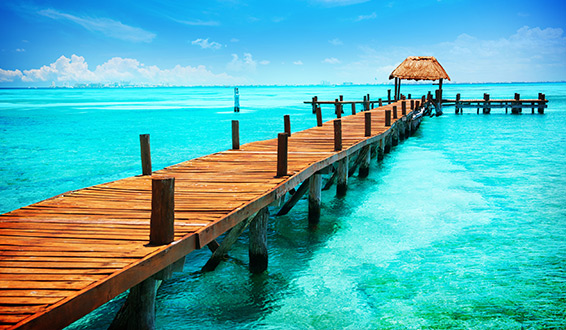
1 0 565 86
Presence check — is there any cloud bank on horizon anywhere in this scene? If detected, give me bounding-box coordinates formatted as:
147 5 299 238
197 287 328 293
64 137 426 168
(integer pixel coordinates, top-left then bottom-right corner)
1 0 565 86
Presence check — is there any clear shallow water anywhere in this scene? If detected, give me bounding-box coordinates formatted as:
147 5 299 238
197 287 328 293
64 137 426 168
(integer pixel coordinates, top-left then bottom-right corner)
0 83 565 329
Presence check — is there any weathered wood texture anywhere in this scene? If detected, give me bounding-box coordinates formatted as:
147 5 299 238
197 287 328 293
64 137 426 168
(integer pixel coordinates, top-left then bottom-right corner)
0 100 414 330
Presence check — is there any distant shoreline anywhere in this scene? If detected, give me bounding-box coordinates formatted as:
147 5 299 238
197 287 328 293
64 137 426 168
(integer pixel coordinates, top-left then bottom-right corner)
0 81 565 90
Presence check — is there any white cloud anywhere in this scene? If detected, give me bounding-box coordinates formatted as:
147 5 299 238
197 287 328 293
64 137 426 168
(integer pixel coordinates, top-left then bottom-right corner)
0 68 23 82
191 38 223 50
323 57 341 64
355 12 376 21
3 55 240 86
259 60 270 65
329 38 343 46
230 38 240 43
16 48 25 52
293 60 304 65
38 8 155 43
227 53 257 72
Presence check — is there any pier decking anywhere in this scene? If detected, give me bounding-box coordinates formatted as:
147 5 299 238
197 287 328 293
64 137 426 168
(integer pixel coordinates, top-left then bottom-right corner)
0 100 422 329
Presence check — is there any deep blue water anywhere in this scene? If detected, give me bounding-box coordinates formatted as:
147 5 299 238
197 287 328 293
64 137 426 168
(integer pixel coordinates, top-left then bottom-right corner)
0 83 564 329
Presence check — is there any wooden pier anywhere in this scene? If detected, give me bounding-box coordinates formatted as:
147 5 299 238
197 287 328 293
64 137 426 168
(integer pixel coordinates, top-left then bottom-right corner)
444 92 548 114
0 98 427 329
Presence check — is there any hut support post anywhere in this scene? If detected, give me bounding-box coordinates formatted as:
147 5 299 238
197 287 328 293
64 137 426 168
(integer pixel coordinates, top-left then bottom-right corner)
336 156 348 197
308 173 322 226
249 207 269 273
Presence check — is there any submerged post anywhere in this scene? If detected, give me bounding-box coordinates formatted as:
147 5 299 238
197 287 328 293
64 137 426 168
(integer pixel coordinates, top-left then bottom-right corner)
308 173 322 226
276 133 288 177
512 93 521 114
140 134 152 176
231 120 240 150
359 145 371 178
249 206 269 273
334 119 342 151
284 115 291 136
336 156 348 197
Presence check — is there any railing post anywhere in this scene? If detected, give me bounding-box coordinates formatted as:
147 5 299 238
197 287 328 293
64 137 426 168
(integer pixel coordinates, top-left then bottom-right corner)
385 110 391 127
392 105 398 119
276 133 288 177
351 103 356 115
312 96 318 113
284 115 291 136
140 134 152 176
334 119 342 151
316 107 323 127
538 93 545 114
335 99 341 118
379 98 383 107
364 112 371 137
401 101 407 116
231 120 240 150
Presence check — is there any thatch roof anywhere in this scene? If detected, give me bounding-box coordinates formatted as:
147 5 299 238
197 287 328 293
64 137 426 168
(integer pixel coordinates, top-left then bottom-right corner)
389 56 450 81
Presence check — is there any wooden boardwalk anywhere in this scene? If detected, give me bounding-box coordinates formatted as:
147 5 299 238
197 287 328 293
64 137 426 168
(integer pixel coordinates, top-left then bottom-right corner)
0 100 421 330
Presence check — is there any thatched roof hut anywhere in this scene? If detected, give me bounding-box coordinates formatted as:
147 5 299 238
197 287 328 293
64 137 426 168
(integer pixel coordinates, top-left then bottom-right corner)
389 56 450 101
389 56 450 81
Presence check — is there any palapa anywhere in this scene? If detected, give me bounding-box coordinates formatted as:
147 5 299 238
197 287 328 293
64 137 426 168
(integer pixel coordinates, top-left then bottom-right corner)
389 56 450 81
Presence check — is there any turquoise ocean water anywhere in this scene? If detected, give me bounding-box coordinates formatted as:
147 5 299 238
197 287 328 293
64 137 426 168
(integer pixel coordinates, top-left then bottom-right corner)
0 83 564 329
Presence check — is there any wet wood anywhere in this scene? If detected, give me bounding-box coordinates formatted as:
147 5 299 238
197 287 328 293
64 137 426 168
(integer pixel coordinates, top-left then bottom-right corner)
140 134 152 176
249 207 269 273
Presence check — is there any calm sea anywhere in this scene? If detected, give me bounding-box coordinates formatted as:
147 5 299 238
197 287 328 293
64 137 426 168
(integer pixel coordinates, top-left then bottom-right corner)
0 83 564 329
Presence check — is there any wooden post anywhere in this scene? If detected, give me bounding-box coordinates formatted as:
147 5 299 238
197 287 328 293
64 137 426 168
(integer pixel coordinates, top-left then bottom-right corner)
377 138 384 161
387 89 391 104
392 125 399 147
334 119 342 151
366 94 370 111
408 93 412 99
351 103 356 115
421 95 426 106
415 100 420 110
359 145 371 178
364 112 371 137
108 277 158 330
312 96 318 113
335 99 341 118
109 176 175 330
150 177 175 246
276 133 288 177
284 115 291 136
336 156 348 197
234 87 240 112
308 173 322 226
140 134 152 176
410 99 415 110
538 93 545 114
483 93 490 114
401 101 407 116
231 120 239 150
379 98 383 107
512 93 521 114
316 107 323 127
385 110 391 126
249 207 269 273
392 106 398 119
455 93 461 114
